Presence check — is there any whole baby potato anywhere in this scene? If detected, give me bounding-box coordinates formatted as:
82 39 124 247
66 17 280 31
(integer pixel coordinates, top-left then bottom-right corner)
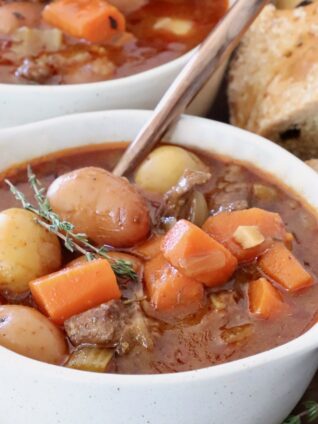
0 208 62 294
47 167 150 248
0 305 67 364
134 146 208 194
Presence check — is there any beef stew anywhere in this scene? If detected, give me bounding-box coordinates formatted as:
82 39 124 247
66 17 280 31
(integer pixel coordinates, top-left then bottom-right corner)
0 142 317 374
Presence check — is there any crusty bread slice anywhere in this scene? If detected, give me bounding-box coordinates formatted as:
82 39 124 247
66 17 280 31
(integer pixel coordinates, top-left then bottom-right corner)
228 2 318 159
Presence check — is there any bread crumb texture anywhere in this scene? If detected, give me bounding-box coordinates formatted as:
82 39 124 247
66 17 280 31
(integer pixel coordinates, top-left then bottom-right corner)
228 2 318 159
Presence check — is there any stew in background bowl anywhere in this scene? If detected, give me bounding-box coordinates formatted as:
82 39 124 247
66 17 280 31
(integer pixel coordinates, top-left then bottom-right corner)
0 0 228 85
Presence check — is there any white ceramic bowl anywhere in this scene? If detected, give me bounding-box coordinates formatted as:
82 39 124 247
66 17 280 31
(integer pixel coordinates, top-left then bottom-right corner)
0 110 317 424
0 1 235 129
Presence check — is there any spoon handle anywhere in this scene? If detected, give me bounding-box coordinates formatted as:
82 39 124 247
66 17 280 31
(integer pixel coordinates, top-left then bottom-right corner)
113 0 270 177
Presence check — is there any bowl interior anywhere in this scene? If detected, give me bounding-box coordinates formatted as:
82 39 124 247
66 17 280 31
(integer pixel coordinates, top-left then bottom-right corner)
0 109 317 382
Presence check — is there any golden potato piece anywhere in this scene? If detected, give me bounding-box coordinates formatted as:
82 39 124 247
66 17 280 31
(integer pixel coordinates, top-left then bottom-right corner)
0 208 61 294
135 146 208 194
48 167 150 248
0 305 67 364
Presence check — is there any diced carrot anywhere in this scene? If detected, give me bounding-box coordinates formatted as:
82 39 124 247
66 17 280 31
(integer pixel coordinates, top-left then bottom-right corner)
144 254 204 311
132 235 164 260
258 242 313 292
248 277 285 319
42 0 126 43
202 208 287 262
161 219 237 287
30 259 121 324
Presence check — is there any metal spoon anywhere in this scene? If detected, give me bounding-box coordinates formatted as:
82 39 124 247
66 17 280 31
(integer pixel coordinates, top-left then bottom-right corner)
113 0 270 177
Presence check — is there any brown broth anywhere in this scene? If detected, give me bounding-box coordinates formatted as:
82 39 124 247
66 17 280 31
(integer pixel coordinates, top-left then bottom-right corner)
0 0 228 84
1 143 318 374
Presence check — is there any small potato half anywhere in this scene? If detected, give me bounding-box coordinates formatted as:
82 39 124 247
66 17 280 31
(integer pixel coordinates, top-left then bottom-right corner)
134 146 208 194
0 305 67 364
47 167 150 248
0 208 62 294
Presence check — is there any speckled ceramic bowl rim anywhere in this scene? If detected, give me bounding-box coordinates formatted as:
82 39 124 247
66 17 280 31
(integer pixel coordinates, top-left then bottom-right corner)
0 109 317 385
0 48 194 92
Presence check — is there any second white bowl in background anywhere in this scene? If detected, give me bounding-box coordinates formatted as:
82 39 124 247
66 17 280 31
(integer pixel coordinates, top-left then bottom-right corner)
0 1 235 128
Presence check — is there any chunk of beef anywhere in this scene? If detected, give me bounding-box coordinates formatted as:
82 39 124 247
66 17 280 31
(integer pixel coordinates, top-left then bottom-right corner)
64 300 123 347
117 303 154 355
158 169 211 228
164 168 211 211
209 165 252 213
211 183 251 213
64 300 154 355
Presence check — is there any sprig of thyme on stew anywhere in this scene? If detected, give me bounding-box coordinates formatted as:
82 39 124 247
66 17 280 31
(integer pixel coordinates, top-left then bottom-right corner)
282 400 318 424
5 166 138 281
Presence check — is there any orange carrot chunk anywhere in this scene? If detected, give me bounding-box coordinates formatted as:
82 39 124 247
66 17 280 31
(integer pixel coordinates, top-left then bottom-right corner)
42 0 126 43
133 235 164 260
30 259 121 324
161 219 237 287
202 208 287 262
248 277 285 319
144 254 204 312
258 242 313 292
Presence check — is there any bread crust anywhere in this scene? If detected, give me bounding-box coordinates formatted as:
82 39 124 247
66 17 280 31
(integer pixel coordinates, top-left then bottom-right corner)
228 2 318 159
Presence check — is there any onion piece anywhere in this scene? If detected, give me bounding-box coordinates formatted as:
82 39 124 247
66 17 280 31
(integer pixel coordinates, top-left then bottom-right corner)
66 346 113 373
154 18 193 36
12 27 63 57
221 324 253 344
233 225 265 249
210 291 237 311
253 184 277 201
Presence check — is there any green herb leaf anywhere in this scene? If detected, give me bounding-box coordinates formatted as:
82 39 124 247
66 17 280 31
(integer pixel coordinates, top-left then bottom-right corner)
98 245 109 255
111 259 137 281
64 235 75 252
304 400 318 423
283 416 301 424
85 252 96 262
282 400 318 424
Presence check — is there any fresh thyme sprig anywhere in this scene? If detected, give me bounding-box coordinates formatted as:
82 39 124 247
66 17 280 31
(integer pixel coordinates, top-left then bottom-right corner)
5 167 137 282
282 400 318 424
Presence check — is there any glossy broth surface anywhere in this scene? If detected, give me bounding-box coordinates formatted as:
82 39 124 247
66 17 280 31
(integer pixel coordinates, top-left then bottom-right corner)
1 143 317 374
